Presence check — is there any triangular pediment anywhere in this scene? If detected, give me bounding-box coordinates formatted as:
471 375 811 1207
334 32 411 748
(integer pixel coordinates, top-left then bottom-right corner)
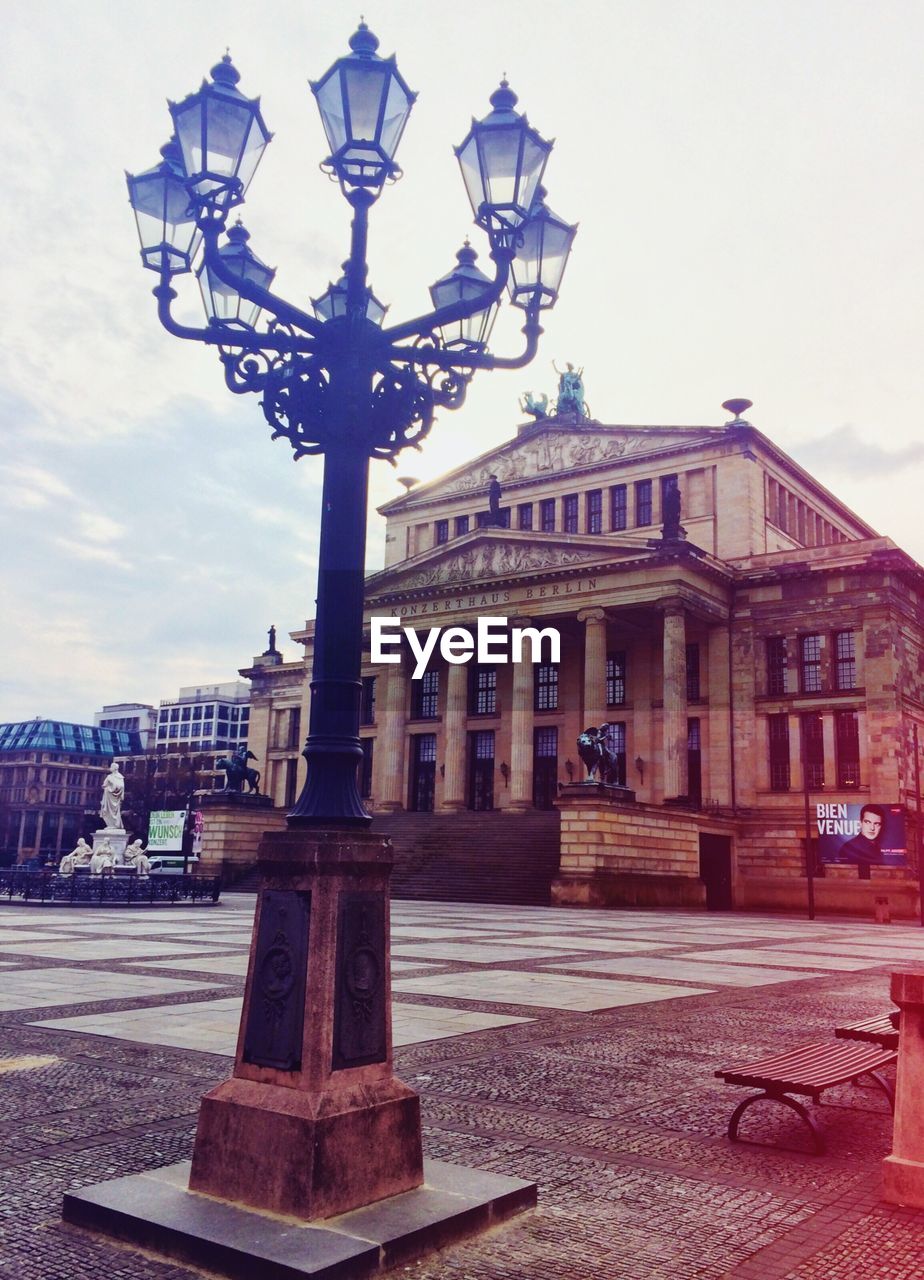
379 420 728 513
365 529 661 598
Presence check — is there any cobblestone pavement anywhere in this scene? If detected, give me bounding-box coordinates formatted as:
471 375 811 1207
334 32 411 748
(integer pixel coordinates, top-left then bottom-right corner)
0 896 922 1279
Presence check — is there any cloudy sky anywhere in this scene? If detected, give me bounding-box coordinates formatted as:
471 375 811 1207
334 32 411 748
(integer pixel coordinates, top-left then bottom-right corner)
2 1 923 725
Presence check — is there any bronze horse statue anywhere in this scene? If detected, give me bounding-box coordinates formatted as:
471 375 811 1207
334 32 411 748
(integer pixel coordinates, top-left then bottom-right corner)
216 748 261 794
576 725 621 785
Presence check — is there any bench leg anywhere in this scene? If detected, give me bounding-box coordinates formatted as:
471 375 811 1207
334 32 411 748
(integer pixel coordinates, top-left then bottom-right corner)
859 1069 895 1112
728 1091 826 1155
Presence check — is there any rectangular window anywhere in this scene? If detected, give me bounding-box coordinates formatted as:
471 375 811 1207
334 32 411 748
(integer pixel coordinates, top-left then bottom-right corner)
606 652 627 706
685 643 701 701
768 714 790 791
469 665 497 716
360 676 377 726
540 498 556 532
360 739 374 799
767 637 788 696
610 485 627 531
563 494 579 533
435 519 449 544
635 479 653 526
586 489 603 534
532 726 559 810
413 668 439 719
286 707 301 750
284 758 298 808
834 631 856 690
800 634 822 693
534 664 559 711
455 515 470 536
835 710 861 787
518 503 534 531
801 712 825 789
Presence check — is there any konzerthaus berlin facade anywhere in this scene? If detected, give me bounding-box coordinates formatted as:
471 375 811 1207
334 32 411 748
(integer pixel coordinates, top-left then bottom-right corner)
240 404 924 917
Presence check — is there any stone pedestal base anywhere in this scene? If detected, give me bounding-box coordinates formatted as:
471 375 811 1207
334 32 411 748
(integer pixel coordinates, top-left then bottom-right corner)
183 826 423 1221
64 1158 536 1280
882 970 924 1208
190 1074 422 1220
93 829 129 861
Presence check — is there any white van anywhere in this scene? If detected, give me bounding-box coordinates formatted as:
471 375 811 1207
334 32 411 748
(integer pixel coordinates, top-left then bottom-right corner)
147 855 200 875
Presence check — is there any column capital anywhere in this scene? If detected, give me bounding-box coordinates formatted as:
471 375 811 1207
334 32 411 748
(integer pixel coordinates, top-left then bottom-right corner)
577 607 607 625
658 596 687 618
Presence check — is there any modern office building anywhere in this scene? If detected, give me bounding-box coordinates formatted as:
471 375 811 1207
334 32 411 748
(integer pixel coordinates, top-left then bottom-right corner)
94 702 158 752
155 682 251 755
0 719 141 865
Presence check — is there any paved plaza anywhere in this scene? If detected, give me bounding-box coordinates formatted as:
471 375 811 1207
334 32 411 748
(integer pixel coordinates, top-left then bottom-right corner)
0 897 922 1278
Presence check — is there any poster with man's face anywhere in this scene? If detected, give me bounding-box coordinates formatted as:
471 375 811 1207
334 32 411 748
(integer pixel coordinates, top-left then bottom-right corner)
815 802 907 872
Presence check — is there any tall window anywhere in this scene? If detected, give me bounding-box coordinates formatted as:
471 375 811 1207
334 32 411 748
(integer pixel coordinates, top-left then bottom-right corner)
635 479 653 526
834 631 856 690
518 503 534 531
284 758 299 808
768 714 790 791
606 652 627 706
610 484 627 531
410 734 437 812
360 676 377 726
435 519 449 544
469 730 495 811
540 498 556 532
766 637 788 696
586 489 603 534
534 663 559 711
801 712 825 789
563 494 579 533
533 727 559 810
685 643 701 700
360 739 374 798
800 634 822 693
412 669 439 719
687 718 702 806
469 665 497 716
835 710 860 787
455 515 470 536
604 722 627 786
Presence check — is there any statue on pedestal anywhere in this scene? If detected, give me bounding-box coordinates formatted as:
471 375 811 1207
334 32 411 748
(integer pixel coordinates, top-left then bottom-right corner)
553 361 587 417
217 746 261 794
577 724 621 785
90 840 115 876
99 762 126 830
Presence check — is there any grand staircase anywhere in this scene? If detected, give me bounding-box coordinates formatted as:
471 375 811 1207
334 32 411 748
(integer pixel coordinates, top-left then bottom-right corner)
371 809 561 906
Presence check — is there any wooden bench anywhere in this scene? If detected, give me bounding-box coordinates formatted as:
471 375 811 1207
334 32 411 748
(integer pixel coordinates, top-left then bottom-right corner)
834 1012 900 1051
716 1039 897 1154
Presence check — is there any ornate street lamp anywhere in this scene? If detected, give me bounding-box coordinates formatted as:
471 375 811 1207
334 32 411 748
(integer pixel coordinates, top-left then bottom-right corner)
126 24 576 828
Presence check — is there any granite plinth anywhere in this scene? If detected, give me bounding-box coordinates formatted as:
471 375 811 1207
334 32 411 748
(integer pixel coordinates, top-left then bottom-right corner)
63 1157 537 1280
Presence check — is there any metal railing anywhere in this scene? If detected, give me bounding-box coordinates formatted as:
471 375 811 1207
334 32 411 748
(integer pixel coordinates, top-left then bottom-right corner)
0 868 221 906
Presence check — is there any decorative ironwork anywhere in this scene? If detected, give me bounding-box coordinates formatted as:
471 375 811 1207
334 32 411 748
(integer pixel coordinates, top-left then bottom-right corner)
127 23 576 824
243 890 310 1071
332 891 386 1070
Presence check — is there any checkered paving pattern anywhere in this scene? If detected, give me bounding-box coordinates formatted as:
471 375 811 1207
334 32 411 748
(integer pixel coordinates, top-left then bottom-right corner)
0 895 921 1277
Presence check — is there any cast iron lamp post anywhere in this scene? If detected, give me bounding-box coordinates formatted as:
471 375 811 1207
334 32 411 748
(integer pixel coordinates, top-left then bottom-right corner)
127 22 576 829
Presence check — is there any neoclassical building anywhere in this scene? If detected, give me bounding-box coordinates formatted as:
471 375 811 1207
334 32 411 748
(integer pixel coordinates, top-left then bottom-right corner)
239 404 924 915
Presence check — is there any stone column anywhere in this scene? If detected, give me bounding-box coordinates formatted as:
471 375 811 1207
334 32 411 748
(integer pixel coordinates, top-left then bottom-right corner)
661 601 688 800
883 971 924 1208
377 660 408 811
507 617 535 811
578 608 608 729
440 661 468 810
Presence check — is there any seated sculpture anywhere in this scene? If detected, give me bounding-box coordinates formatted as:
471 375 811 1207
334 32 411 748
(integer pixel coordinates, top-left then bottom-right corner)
123 839 151 875
60 838 92 873
89 841 115 876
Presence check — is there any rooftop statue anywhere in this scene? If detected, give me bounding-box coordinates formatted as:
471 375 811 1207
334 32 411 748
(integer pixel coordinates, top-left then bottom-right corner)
662 477 685 541
519 390 548 420
553 361 587 418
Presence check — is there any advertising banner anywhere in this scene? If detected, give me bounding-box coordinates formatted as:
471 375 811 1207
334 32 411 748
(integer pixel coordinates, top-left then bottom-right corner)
191 810 203 855
147 809 187 852
815 802 907 874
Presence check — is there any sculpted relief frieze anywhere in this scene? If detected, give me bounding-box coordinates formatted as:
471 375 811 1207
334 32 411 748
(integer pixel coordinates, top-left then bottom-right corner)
380 542 606 591
443 430 699 494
